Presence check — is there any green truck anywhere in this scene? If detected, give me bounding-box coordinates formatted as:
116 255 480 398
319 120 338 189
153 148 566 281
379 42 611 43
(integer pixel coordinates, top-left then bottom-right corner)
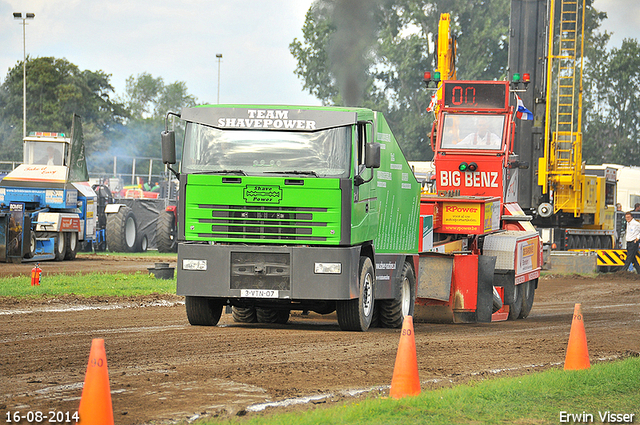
161 105 420 331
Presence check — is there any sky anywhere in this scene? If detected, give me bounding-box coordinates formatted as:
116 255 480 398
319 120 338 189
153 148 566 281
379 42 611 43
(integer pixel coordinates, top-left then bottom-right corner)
0 0 320 106
1 0 638 108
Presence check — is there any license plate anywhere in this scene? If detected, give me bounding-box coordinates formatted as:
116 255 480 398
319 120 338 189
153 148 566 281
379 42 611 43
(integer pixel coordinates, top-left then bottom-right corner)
240 289 279 298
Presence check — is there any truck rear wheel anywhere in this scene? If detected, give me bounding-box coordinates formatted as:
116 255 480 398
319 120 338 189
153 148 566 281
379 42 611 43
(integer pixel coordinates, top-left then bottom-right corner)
256 307 290 324
26 233 36 259
156 211 177 253
106 206 137 252
508 283 523 320
518 279 536 319
337 256 375 331
54 232 66 261
232 306 257 323
185 296 223 326
379 261 415 328
64 233 78 260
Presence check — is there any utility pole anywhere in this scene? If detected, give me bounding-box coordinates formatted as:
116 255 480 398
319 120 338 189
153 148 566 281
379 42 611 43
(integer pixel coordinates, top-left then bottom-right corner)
13 12 35 139
216 53 223 104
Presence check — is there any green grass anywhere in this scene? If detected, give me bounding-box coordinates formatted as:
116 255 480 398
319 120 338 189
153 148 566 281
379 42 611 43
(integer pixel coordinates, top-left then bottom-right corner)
0 271 176 298
212 357 640 425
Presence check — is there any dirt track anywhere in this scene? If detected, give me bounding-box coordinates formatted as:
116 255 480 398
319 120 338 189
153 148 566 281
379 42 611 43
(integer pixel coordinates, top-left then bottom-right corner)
1 256 639 424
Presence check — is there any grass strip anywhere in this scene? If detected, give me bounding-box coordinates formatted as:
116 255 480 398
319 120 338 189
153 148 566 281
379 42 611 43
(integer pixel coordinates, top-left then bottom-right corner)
0 271 175 298
213 357 640 425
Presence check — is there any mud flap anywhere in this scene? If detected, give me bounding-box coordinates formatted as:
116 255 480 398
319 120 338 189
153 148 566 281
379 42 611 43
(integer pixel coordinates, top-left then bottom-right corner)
494 270 516 306
416 254 453 301
476 255 497 323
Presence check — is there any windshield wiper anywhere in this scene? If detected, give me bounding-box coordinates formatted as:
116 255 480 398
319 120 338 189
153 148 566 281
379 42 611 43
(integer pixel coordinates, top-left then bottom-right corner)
264 170 319 177
192 169 247 176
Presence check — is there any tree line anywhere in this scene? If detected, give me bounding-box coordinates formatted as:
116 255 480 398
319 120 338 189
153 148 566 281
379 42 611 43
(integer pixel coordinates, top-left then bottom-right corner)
0 58 195 175
0 0 638 171
290 0 640 165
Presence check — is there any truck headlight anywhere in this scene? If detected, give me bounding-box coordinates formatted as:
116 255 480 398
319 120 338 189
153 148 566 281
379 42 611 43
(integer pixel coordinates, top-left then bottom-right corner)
314 262 342 274
182 259 207 271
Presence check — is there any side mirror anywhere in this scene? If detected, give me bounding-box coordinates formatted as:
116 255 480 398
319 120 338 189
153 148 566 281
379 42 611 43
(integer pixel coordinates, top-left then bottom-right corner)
161 131 176 165
365 143 381 169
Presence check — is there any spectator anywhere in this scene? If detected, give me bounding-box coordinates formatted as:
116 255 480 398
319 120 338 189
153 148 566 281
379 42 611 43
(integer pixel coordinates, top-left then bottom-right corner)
622 211 640 273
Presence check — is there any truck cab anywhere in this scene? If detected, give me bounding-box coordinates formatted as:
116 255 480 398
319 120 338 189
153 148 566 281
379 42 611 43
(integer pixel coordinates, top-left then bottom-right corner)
163 105 421 331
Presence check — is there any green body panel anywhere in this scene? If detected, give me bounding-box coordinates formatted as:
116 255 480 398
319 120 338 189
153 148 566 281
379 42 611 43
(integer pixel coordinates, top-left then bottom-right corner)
184 175 342 245
372 112 421 254
179 104 419 255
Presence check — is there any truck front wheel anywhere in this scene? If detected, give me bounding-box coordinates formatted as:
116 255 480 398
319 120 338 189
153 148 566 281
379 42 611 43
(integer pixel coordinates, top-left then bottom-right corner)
337 256 375 331
185 296 223 326
379 261 416 328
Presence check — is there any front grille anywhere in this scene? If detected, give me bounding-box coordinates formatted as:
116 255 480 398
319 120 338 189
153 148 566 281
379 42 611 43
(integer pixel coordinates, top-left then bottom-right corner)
230 251 290 290
197 204 329 242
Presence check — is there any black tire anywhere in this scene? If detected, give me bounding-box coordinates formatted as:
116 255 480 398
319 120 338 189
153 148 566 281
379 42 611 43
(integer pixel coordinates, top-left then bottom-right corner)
370 304 381 328
54 232 66 261
26 232 36 259
106 206 137 252
336 256 375 331
135 234 148 253
232 306 257 323
380 261 416 328
185 296 223 326
518 279 536 319
156 211 178 253
256 307 290 324
64 232 78 260
508 283 523 320
593 236 601 249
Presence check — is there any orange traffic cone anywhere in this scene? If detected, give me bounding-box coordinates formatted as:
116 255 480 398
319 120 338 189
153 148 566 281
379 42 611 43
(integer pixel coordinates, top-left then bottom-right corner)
564 303 591 370
77 338 114 425
389 315 421 398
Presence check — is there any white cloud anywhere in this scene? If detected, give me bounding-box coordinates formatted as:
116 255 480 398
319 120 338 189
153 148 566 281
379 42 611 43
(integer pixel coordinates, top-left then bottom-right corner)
594 0 640 47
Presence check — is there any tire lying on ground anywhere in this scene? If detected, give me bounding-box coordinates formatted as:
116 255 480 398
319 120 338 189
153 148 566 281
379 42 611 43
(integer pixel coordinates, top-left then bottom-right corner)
106 205 137 252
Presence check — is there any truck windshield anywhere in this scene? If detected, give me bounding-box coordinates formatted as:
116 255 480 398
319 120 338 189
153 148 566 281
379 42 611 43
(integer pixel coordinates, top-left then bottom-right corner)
24 141 66 166
182 122 351 177
440 114 505 150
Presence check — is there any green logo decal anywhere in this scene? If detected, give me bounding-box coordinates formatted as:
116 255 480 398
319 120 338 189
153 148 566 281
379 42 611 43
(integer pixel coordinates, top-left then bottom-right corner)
243 185 283 204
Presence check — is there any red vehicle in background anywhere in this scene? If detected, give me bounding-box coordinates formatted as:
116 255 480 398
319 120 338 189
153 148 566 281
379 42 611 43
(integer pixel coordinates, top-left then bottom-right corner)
415 80 542 323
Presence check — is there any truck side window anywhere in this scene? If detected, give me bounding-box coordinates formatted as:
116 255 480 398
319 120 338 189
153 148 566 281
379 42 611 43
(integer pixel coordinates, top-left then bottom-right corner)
357 122 373 169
